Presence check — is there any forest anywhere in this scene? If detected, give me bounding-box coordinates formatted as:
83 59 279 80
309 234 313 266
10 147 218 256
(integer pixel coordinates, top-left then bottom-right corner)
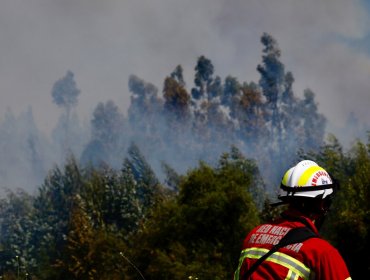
0 33 368 279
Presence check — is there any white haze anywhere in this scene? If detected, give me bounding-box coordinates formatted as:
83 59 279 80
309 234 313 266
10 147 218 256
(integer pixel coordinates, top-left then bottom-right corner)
0 0 370 193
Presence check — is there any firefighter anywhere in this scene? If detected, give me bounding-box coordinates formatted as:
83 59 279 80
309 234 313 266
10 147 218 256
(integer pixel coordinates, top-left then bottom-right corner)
234 160 352 280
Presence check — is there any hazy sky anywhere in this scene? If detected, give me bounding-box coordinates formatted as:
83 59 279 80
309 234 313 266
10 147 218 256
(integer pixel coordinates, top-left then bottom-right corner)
1 0 370 136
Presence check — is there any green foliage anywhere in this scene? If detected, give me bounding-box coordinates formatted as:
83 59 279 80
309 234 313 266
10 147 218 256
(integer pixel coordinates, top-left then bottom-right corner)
129 149 260 279
54 205 129 280
123 142 163 213
259 197 286 224
81 165 143 235
1 134 370 278
30 156 84 277
125 143 159 187
326 140 370 278
300 134 370 278
2 149 144 277
0 189 36 277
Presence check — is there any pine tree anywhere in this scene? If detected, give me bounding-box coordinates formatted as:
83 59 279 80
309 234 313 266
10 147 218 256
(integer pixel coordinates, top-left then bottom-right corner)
31 156 83 275
124 143 160 211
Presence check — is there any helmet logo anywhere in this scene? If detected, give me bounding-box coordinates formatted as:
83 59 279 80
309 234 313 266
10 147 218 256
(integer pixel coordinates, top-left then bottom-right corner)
311 170 330 186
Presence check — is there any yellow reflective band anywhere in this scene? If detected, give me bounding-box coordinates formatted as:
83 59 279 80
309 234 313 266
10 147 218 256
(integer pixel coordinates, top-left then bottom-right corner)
297 166 323 187
345 278 352 280
234 249 249 280
242 247 311 280
285 270 299 280
282 170 291 186
285 269 299 280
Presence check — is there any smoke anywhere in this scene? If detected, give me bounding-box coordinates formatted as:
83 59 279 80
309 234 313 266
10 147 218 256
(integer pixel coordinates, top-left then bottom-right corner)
1 0 369 133
0 0 369 193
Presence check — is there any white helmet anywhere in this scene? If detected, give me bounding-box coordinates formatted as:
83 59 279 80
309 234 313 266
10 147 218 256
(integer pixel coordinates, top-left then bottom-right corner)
279 160 334 200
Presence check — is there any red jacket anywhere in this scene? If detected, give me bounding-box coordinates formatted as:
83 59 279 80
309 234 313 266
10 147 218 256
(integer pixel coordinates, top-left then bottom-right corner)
234 210 351 280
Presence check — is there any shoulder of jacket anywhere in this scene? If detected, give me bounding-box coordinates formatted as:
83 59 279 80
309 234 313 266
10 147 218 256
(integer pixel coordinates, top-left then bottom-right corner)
302 236 339 254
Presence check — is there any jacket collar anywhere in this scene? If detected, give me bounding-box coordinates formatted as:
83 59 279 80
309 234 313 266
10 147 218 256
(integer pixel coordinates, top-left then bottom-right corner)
280 209 320 235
